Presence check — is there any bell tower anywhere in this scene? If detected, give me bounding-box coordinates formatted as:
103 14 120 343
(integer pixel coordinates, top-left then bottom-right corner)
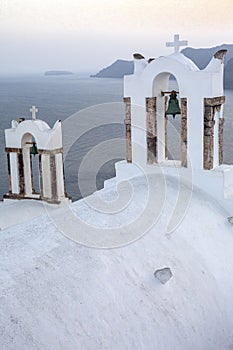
4 106 70 204
118 35 233 208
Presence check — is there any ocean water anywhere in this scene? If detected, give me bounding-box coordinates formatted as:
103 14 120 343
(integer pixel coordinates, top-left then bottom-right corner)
0 75 232 201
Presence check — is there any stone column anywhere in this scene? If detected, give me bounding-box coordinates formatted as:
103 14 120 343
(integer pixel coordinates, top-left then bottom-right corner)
203 97 225 170
30 155 35 194
6 153 12 194
164 96 168 159
5 148 21 195
39 154 43 197
219 117 224 165
123 97 132 163
146 97 157 164
39 148 67 204
50 154 57 202
181 98 187 167
18 151 25 195
22 145 32 196
55 152 65 200
40 151 52 200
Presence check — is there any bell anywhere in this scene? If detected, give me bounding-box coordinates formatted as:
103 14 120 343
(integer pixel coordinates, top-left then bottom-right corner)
165 90 181 119
30 142 38 156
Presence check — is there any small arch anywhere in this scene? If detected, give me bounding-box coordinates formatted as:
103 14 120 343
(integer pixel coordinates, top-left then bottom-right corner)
150 72 186 165
21 132 40 197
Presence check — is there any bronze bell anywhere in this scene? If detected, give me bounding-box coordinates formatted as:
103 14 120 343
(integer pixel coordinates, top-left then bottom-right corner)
30 142 38 156
165 90 181 119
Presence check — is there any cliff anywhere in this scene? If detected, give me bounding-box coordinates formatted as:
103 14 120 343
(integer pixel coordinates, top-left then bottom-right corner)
91 44 233 88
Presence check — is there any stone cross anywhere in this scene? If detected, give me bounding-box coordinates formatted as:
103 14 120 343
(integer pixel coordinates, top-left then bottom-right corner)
30 106 38 120
166 34 188 54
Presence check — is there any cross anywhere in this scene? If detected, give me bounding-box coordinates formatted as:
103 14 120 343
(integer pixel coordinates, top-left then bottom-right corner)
30 106 38 120
166 34 188 54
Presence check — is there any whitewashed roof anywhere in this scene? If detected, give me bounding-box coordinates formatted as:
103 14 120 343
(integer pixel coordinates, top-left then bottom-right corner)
1 175 233 349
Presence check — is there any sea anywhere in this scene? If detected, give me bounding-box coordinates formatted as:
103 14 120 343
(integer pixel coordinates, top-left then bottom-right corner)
0 75 233 202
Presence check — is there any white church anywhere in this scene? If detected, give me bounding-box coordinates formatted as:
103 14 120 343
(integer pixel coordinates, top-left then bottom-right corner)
1 35 233 349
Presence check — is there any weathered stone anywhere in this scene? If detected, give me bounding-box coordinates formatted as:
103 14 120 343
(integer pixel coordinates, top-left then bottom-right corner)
203 97 225 170
146 97 157 164
39 154 43 198
214 50 227 63
18 152 25 195
123 97 132 163
154 267 173 284
219 118 224 165
181 98 187 167
5 147 21 153
6 153 12 193
133 53 145 60
148 58 155 63
50 154 57 201
203 100 215 170
227 217 233 225
204 96 225 107
38 148 63 155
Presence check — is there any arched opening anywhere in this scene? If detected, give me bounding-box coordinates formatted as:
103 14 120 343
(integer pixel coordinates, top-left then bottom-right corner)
21 133 40 197
166 74 181 162
151 72 186 166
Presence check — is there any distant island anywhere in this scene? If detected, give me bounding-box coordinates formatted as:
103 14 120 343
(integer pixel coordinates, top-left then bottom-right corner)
90 59 133 78
45 70 73 76
91 44 233 88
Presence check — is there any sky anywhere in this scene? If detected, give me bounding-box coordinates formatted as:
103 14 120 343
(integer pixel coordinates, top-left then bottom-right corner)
0 0 233 75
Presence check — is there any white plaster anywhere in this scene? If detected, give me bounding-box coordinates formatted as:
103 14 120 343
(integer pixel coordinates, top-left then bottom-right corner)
5 120 62 150
1 176 233 349
134 58 148 75
10 153 19 194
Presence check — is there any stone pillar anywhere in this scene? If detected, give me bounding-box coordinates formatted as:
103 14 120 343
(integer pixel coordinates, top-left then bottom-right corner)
146 97 157 164
5 148 21 195
39 148 66 204
39 154 43 197
22 145 33 196
164 96 168 159
55 152 65 199
203 97 225 170
30 155 35 194
4 148 21 197
18 151 25 195
219 117 224 165
123 97 132 163
40 151 52 200
6 153 12 194
181 98 187 167
50 154 57 202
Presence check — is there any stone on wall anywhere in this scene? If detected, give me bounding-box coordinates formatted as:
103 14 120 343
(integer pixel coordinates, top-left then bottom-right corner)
154 267 173 284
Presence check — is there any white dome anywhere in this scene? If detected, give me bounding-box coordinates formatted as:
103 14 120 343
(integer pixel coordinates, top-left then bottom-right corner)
0 175 233 349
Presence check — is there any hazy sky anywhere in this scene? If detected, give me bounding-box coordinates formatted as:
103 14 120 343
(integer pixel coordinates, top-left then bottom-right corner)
0 0 233 74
